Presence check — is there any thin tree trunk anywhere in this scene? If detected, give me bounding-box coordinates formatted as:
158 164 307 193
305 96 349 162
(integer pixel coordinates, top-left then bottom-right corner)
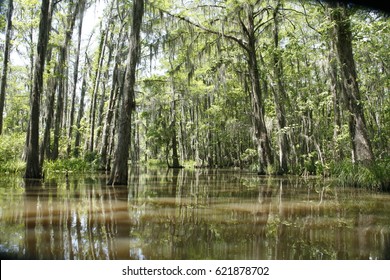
52 0 79 160
52 47 66 160
93 0 116 153
179 95 187 161
0 0 14 135
328 35 344 161
168 74 182 168
22 17 35 161
67 0 86 156
108 0 144 185
88 28 108 152
106 81 123 171
25 0 53 179
40 51 58 166
100 63 120 170
95 31 114 151
171 128 181 168
206 94 213 168
100 24 127 170
74 72 87 157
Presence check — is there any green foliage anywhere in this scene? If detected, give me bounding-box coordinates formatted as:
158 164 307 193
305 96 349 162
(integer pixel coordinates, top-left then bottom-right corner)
182 160 196 168
44 157 97 173
330 159 390 191
3 66 30 134
83 151 100 164
44 151 102 173
146 158 167 167
240 148 258 167
0 159 25 173
0 1 6 31
315 160 330 177
0 133 25 173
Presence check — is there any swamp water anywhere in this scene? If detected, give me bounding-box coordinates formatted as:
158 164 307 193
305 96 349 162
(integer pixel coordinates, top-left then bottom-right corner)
0 168 389 260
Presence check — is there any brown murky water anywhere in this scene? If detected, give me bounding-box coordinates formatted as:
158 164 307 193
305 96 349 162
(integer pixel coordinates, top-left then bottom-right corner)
1 168 390 260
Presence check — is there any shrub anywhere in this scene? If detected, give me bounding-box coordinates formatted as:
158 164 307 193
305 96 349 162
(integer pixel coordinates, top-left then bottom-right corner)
44 158 96 173
146 158 166 167
0 133 25 173
330 159 390 191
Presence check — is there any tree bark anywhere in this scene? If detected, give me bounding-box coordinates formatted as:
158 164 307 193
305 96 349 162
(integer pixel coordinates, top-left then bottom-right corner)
108 0 144 185
51 47 66 160
74 72 87 157
106 79 123 171
167 72 183 169
40 49 58 166
0 0 13 135
67 0 86 156
271 1 289 174
330 3 374 164
95 30 114 152
328 32 344 161
52 0 79 160
87 28 107 153
24 0 53 179
244 4 274 174
100 31 125 170
206 93 214 168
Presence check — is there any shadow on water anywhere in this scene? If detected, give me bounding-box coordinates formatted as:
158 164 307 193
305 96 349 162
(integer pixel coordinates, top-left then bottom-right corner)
384 233 390 260
1 168 390 260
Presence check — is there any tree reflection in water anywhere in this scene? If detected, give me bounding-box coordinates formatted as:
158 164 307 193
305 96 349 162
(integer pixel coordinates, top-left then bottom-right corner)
0 168 389 259
21 176 131 259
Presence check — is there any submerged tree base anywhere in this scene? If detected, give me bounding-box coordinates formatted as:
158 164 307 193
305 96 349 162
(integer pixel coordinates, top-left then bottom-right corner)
168 164 184 169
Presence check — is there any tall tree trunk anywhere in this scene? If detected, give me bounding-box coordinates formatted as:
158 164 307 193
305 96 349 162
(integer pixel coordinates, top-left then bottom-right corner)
271 1 289 174
24 0 53 179
179 94 188 161
95 31 114 151
100 50 123 170
108 0 144 185
51 47 66 160
328 34 344 161
106 81 123 171
206 93 214 167
40 50 58 166
92 0 116 153
67 0 86 156
74 73 87 157
52 0 79 160
103 52 126 170
88 28 108 152
330 3 374 164
244 5 274 174
0 0 13 135
170 126 181 168
167 73 182 168
22 15 35 161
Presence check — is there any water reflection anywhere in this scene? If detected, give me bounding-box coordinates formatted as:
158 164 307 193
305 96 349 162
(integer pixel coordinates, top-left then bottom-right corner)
0 168 389 260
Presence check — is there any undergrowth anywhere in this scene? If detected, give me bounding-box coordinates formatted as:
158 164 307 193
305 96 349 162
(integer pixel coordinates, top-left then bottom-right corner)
330 159 390 191
0 133 25 173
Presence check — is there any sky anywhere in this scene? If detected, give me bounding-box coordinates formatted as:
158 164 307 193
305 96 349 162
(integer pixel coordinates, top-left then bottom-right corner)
82 0 106 50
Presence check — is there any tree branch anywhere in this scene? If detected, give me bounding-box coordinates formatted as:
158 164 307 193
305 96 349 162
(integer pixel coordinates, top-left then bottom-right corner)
158 8 249 52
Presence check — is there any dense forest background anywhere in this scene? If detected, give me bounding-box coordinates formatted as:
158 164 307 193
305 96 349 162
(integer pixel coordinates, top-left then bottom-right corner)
0 0 388 187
